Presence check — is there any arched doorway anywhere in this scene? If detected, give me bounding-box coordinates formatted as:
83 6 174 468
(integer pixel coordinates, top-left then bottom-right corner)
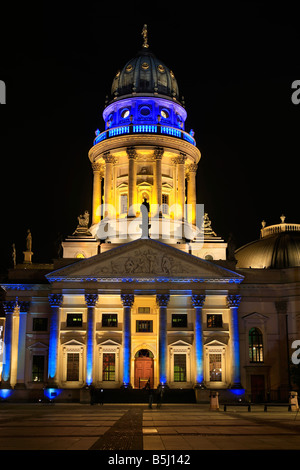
134 349 154 389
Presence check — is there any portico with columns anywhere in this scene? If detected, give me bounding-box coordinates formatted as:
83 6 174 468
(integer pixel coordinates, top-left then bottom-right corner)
38 237 244 392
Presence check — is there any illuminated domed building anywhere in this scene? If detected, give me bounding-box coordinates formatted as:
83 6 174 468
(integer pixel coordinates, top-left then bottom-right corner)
0 27 299 403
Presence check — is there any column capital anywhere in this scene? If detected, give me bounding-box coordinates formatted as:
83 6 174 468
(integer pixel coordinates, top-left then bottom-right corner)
191 294 206 308
85 293 98 307
48 294 63 308
92 162 102 173
126 147 137 159
156 294 170 307
103 151 116 164
275 300 288 314
121 294 134 307
188 163 198 173
2 300 19 314
18 301 30 313
153 147 164 159
227 294 242 308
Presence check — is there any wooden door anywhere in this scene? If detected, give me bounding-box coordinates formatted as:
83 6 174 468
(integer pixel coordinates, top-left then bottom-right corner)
134 357 153 389
251 374 265 402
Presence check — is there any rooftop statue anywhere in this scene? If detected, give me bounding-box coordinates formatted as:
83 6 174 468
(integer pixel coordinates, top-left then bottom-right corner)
73 211 92 236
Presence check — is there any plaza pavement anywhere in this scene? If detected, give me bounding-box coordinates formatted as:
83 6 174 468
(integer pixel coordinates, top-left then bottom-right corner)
0 403 300 452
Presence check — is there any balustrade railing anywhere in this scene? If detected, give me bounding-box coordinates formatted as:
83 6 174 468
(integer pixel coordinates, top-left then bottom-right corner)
93 123 196 146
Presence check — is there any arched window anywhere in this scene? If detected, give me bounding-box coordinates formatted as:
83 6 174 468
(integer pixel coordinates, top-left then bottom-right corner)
249 327 264 363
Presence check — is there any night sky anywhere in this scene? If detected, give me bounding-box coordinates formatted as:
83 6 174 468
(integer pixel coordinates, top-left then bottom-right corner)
0 2 299 273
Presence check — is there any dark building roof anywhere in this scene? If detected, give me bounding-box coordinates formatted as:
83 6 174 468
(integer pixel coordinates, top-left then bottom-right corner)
109 48 181 104
235 225 300 269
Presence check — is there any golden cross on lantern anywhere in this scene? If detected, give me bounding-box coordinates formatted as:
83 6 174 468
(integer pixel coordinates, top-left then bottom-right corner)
142 24 149 48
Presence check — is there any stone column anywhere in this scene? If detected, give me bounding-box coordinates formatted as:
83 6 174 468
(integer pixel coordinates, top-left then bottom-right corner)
121 294 134 387
154 147 164 217
85 293 98 386
103 151 115 218
92 162 102 226
275 300 291 393
127 147 137 217
0 316 5 382
157 294 170 385
176 153 186 220
187 163 197 226
15 301 30 389
2 300 19 387
227 294 242 388
192 294 205 386
48 294 63 386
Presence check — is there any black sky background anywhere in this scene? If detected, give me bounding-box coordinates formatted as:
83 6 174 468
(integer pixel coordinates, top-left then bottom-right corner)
0 2 299 273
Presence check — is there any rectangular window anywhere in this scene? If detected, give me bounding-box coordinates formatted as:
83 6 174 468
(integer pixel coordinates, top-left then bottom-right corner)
138 307 150 314
174 354 186 382
136 320 153 332
32 355 45 382
162 194 169 214
32 318 48 331
102 314 118 327
67 313 83 328
172 314 187 328
209 353 222 381
120 194 128 214
67 353 79 381
207 314 223 328
103 353 115 381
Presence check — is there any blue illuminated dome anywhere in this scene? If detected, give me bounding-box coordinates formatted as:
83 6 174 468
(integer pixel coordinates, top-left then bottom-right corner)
100 41 188 140
92 26 197 147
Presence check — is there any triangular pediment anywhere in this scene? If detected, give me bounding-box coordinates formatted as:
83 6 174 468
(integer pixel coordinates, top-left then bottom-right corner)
204 336 228 346
205 338 228 347
46 238 243 283
241 312 269 320
62 339 85 347
170 340 192 347
99 339 121 347
28 342 48 351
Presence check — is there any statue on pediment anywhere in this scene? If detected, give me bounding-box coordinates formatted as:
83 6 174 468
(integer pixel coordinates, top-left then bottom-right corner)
73 210 92 237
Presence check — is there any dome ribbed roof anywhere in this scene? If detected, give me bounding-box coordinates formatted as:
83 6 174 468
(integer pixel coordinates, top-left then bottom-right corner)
235 219 300 269
110 48 180 104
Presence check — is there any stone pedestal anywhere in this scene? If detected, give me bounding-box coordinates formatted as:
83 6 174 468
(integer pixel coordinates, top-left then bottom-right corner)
210 391 219 410
23 251 33 264
289 391 299 411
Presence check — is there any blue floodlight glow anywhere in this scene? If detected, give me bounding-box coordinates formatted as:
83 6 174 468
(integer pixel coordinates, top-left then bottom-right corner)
86 309 94 386
44 388 62 400
230 389 245 396
231 307 241 385
194 308 204 383
159 306 167 384
123 309 131 385
0 389 13 400
48 317 59 380
2 315 12 382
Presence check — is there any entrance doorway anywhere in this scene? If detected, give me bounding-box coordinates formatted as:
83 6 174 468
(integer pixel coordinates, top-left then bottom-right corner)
134 349 154 389
251 374 265 402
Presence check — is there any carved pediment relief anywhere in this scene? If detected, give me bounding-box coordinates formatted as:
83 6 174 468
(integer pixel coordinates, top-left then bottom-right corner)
47 238 243 283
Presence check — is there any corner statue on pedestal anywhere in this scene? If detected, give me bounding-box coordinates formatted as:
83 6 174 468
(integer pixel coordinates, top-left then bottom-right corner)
73 210 92 237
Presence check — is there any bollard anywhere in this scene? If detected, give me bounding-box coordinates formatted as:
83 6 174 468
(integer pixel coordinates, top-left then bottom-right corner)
210 391 219 411
289 391 299 411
